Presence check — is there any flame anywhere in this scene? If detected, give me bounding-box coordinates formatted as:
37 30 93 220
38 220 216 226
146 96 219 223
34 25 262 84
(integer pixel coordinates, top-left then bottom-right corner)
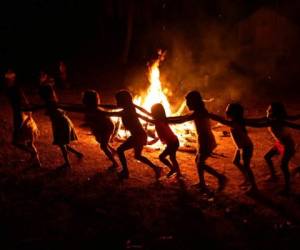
135 51 172 116
112 50 197 151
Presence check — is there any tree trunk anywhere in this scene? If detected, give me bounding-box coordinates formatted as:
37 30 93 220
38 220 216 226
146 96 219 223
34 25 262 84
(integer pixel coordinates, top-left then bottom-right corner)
120 0 134 64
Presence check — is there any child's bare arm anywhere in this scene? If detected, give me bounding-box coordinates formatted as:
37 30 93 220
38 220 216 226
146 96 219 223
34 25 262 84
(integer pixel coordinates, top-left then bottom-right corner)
137 113 154 123
244 117 269 127
58 103 85 113
284 121 300 130
286 114 300 121
209 113 233 127
134 104 153 117
103 110 123 117
99 104 120 109
22 104 45 112
166 113 193 124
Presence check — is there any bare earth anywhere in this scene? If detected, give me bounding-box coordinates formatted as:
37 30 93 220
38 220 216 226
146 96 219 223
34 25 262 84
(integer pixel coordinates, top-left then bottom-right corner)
0 89 300 250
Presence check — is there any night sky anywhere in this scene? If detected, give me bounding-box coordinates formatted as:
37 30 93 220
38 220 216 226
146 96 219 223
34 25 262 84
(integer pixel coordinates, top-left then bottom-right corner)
0 0 299 88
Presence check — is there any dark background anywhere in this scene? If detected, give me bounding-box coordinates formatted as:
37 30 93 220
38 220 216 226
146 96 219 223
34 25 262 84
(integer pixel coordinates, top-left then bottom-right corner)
1 0 300 97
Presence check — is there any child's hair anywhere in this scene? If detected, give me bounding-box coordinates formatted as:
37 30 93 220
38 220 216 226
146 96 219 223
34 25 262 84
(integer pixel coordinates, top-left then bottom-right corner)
115 90 133 107
151 103 166 120
82 90 100 108
226 103 244 122
185 90 205 111
268 102 287 120
39 84 58 103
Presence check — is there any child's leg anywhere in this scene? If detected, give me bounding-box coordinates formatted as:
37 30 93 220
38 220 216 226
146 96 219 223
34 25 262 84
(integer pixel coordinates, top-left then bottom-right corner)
28 141 41 167
14 143 33 154
242 148 258 191
169 143 180 176
233 149 248 183
100 140 118 168
195 154 206 187
134 145 161 179
280 149 294 193
116 137 135 177
59 145 71 167
197 153 227 191
264 147 278 179
170 151 180 177
159 146 174 171
66 145 83 158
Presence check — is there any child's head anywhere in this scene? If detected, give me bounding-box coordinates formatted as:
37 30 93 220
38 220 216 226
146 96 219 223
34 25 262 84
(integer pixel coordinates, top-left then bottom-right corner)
185 90 205 111
82 90 100 108
39 71 48 83
39 84 58 103
4 69 16 87
225 103 244 121
267 102 287 120
151 103 166 120
115 90 133 108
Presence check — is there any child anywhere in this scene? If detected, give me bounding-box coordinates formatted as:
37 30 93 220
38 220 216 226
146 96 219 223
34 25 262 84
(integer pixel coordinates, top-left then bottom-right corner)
209 103 258 193
247 102 300 195
136 103 181 178
35 84 83 168
4 69 41 167
61 90 118 170
167 91 227 193
103 90 162 180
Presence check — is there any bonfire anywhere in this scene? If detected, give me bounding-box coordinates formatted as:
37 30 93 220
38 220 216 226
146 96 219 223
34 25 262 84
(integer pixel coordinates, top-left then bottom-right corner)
113 51 198 152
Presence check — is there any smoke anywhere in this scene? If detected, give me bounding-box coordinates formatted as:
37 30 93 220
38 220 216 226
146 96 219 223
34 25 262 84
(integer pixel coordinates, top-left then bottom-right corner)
125 4 300 114
126 20 253 113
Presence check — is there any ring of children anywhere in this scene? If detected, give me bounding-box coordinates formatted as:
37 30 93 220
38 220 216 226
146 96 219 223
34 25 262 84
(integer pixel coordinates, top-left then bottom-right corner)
0 85 300 250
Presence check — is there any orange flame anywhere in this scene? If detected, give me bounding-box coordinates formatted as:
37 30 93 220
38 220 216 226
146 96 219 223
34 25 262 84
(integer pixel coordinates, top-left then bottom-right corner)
134 51 172 115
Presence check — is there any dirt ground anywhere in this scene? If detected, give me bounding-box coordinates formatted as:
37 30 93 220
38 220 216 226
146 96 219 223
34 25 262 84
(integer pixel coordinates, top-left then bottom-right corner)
1 88 300 250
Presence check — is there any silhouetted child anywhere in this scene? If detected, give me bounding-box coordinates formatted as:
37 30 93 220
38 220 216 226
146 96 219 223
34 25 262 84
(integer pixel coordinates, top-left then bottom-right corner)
4 69 41 167
35 84 83 168
61 90 118 170
167 91 227 193
209 103 258 193
135 103 181 178
104 90 162 180
248 102 300 195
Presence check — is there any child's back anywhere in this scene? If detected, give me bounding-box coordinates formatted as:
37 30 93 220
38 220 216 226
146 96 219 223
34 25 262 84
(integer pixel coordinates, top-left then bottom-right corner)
122 105 147 138
193 110 217 155
154 119 178 144
268 121 294 147
230 121 253 149
85 108 114 142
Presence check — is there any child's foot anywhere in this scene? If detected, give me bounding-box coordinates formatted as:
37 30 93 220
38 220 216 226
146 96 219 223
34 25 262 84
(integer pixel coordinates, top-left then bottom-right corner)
59 163 71 170
31 161 42 168
265 174 279 182
176 172 184 179
118 170 129 179
166 169 177 178
291 166 300 176
239 179 250 187
107 163 118 172
239 180 252 191
154 167 162 180
245 186 259 196
278 189 290 197
198 184 214 196
76 152 84 159
192 183 212 193
217 175 228 192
